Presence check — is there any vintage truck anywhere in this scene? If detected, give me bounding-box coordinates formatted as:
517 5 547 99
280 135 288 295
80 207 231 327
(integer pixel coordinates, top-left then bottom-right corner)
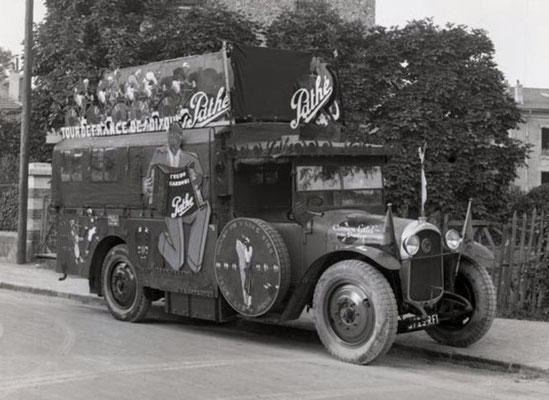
49 43 496 365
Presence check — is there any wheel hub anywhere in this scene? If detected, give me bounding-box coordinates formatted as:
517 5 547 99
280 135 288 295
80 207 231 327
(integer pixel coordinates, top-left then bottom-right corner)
338 301 358 326
115 275 126 292
110 262 136 309
327 284 375 346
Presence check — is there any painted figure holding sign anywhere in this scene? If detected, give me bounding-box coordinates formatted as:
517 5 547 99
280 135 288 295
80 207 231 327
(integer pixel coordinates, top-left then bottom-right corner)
143 122 210 272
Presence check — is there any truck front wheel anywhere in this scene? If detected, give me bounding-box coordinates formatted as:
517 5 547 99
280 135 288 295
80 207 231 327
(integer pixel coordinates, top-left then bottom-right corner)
426 260 496 347
313 260 398 365
102 244 151 322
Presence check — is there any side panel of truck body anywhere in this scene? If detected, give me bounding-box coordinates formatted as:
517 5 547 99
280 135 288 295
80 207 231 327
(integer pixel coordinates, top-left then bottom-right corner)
52 129 221 299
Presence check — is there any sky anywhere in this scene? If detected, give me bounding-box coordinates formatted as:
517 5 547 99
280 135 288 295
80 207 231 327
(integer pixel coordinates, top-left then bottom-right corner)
377 0 549 88
0 0 548 88
0 0 47 55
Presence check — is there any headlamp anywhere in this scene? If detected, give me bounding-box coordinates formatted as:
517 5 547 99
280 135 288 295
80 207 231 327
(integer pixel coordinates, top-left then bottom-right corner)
445 229 461 251
404 234 420 256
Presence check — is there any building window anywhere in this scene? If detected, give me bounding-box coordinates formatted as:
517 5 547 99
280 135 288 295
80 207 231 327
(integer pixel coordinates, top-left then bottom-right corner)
542 171 549 185
542 127 549 156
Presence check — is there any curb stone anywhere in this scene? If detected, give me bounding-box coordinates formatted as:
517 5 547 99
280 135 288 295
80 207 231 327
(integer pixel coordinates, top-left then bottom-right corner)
0 281 104 306
391 342 549 378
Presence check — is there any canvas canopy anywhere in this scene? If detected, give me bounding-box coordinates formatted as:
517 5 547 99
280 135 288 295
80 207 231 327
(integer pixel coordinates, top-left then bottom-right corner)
48 44 342 143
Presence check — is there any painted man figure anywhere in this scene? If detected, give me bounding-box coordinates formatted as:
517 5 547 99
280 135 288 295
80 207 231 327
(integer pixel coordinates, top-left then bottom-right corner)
143 122 210 272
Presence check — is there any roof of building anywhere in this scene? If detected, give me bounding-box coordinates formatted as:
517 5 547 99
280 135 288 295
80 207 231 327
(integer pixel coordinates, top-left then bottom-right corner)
520 87 549 110
509 84 549 111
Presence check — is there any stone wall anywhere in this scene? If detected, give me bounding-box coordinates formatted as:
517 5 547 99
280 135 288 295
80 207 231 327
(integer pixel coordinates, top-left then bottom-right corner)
0 232 32 263
217 0 376 27
27 163 52 259
328 0 375 27
218 0 293 25
0 163 52 263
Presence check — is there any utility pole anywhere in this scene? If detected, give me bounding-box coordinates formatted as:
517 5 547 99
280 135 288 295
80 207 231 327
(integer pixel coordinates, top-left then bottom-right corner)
17 0 34 264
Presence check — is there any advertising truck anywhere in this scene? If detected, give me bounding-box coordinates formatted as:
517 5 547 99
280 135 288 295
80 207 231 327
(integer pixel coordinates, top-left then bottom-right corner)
48 43 496 365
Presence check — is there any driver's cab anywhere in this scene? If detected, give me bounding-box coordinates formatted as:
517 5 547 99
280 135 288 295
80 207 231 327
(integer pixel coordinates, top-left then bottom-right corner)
232 156 386 223
233 159 293 222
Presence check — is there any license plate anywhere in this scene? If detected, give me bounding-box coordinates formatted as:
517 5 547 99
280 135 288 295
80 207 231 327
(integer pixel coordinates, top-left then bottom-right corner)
407 314 439 331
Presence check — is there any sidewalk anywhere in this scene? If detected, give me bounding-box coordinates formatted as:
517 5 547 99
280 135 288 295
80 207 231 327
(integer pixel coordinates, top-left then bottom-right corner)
0 261 100 305
1 261 548 374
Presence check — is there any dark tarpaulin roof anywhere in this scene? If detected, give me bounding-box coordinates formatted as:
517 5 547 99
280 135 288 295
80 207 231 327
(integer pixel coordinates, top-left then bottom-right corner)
231 43 312 122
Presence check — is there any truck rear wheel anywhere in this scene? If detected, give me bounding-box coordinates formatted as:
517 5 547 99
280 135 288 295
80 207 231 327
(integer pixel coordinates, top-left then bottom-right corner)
426 260 496 347
313 260 398 365
102 244 151 322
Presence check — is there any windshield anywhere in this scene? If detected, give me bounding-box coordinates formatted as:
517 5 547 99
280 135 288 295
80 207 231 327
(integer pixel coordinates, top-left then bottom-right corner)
296 165 384 208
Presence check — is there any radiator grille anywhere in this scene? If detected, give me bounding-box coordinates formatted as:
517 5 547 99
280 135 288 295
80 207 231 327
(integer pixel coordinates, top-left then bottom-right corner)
409 230 443 302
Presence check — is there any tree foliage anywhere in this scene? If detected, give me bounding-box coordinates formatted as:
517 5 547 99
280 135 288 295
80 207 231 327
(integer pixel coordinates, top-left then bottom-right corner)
0 115 19 158
31 0 260 158
0 184 18 231
267 6 527 219
510 184 549 217
31 1 527 219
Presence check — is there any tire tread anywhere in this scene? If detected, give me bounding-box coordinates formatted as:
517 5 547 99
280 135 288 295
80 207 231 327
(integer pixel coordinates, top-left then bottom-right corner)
313 260 398 365
102 244 151 323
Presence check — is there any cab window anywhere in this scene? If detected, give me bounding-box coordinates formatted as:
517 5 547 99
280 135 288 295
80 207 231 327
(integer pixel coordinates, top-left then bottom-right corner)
296 165 383 209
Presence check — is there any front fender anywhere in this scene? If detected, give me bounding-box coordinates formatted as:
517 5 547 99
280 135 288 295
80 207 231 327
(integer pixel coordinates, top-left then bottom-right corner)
279 246 401 321
345 245 401 271
463 242 495 271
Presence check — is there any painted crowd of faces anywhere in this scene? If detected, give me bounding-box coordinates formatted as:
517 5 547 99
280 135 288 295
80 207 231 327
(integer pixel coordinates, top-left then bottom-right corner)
65 53 227 127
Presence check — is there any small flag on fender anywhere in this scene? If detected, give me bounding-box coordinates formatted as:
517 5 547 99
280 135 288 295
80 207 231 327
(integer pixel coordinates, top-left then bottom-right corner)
461 198 474 254
383 203 399 259
456 198 474 277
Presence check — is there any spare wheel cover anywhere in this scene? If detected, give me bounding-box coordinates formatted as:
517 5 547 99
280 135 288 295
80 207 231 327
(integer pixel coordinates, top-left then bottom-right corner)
214 218 291 317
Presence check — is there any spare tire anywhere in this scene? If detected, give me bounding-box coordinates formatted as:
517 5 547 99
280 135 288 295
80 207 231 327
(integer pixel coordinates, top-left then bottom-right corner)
214 218 291 317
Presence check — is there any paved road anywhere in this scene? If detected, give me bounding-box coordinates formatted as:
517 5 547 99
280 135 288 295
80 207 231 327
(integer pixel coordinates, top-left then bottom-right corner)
0 291 548 400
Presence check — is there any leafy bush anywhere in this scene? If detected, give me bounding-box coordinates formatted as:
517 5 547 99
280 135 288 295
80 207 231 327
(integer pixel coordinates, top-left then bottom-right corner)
0 154 19 185
0 116 20 159
0 111 53 163
0 184 18 231
511 184 549 216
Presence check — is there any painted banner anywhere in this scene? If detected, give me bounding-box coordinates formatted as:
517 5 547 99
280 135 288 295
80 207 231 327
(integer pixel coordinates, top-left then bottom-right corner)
231 43 341 129
48 45 343 143
56 51 230 140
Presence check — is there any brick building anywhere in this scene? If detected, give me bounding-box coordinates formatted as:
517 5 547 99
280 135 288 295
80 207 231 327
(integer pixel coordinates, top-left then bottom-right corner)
509 82 549 190
182 0 376 27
